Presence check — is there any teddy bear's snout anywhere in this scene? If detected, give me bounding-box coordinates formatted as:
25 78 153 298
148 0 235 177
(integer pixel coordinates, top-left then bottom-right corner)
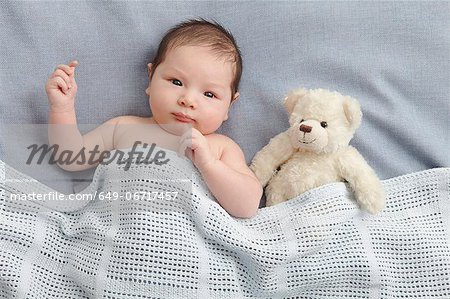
299 124 312 133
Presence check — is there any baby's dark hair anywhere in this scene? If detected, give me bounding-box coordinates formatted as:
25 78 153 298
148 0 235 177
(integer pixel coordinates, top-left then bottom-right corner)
151 18 242 95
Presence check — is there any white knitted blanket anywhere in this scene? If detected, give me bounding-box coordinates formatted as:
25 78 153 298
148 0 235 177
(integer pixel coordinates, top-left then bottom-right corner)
0 148 449 299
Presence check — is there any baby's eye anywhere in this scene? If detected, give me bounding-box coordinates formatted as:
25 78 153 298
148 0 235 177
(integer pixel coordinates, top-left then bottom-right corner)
204 91 215 99
171 79 182 86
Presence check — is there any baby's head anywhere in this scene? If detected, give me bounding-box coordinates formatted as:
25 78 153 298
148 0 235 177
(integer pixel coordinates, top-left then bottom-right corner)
146 19 243 134
150 19 242 97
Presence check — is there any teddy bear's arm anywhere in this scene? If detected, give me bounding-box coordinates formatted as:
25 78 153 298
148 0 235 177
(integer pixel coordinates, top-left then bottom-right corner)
337 146 385 214
250 131 295 186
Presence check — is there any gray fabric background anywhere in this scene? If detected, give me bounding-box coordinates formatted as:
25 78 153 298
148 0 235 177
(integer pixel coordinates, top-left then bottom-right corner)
0 1 449 194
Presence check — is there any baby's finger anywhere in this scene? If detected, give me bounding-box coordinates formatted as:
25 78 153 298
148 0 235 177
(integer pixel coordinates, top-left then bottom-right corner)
178 137 195 158
179 129 193 143
55 77 69 94
178 138 194 156
68 61 78 78
51 70 72 87
68 60 78 68
177 139 189 157
55 64 75 76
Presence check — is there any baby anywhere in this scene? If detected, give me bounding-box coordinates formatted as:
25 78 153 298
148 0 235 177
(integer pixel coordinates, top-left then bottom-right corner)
45 19 262 218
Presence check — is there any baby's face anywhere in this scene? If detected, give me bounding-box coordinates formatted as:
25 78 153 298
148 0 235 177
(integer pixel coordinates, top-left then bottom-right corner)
146 45 239 135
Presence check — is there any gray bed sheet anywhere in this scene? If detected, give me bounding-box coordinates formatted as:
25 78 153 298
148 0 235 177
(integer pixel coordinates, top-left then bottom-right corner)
0 1 448 194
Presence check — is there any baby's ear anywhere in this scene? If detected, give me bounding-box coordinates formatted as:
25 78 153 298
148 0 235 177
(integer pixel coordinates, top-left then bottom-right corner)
232 91 240 104
224 92 239 121
145 63 153 96
343 96 362 130
284 88 308 115
147 63 153 76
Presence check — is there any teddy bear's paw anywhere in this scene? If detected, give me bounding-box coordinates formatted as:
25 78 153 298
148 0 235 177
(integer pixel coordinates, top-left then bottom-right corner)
358 190 385 214
250 164 275 186
265 192 287 207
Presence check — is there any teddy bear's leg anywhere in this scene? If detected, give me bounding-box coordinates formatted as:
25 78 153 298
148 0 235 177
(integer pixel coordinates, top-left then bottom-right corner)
354 184 385 214
265 183 287 207
339 147 385 214
265 192 287 207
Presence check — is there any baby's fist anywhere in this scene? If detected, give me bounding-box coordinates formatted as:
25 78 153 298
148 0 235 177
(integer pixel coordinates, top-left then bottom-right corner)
46 60 78 112
179 128 216 172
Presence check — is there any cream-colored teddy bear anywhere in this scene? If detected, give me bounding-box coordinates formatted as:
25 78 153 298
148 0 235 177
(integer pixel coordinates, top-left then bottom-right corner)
250 88 385 214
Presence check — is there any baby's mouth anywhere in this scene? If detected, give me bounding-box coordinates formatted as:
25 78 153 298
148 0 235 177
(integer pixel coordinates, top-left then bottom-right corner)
172 112 194 123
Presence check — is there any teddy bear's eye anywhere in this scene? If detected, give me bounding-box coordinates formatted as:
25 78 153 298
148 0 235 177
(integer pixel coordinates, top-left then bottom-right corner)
321 121 328 128
300 119 305 123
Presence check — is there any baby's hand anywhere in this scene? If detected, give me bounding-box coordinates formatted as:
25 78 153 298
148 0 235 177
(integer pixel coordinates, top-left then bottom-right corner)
45 60 78 113
179 128 217 172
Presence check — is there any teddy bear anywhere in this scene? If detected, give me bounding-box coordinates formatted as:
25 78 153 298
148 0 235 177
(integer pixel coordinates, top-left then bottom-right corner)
250 88 385 214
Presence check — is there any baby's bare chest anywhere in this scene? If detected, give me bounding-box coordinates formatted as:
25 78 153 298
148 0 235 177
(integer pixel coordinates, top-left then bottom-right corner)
113 124 180 152
112 122 223 160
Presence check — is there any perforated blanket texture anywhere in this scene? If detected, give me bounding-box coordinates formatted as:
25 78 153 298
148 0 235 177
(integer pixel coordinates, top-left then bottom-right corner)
0 148 449 298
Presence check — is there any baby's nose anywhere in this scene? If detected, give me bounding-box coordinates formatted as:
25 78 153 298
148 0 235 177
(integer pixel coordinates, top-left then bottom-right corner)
299 124 312 133
178 97 196 108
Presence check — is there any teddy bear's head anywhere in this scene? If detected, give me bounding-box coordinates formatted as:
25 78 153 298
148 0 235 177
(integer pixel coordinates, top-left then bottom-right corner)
284 88 362 154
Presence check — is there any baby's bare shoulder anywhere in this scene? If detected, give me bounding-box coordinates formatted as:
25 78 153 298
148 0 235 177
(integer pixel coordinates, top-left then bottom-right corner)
103 116 155 150
206 133 236 146
206 133 252 174
206 133 244 157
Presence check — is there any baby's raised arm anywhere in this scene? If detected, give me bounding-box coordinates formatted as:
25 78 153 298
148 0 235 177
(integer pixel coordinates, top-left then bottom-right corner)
46 61 117 171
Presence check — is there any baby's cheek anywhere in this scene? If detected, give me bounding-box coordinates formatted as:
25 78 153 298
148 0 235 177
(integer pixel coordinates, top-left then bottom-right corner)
201 116 224 135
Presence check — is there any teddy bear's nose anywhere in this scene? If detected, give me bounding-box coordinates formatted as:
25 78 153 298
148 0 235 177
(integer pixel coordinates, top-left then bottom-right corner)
299 124 312 133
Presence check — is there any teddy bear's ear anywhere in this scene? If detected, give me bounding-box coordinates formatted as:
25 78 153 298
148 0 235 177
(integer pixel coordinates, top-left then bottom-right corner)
343 96 362 130
284 88 308 114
